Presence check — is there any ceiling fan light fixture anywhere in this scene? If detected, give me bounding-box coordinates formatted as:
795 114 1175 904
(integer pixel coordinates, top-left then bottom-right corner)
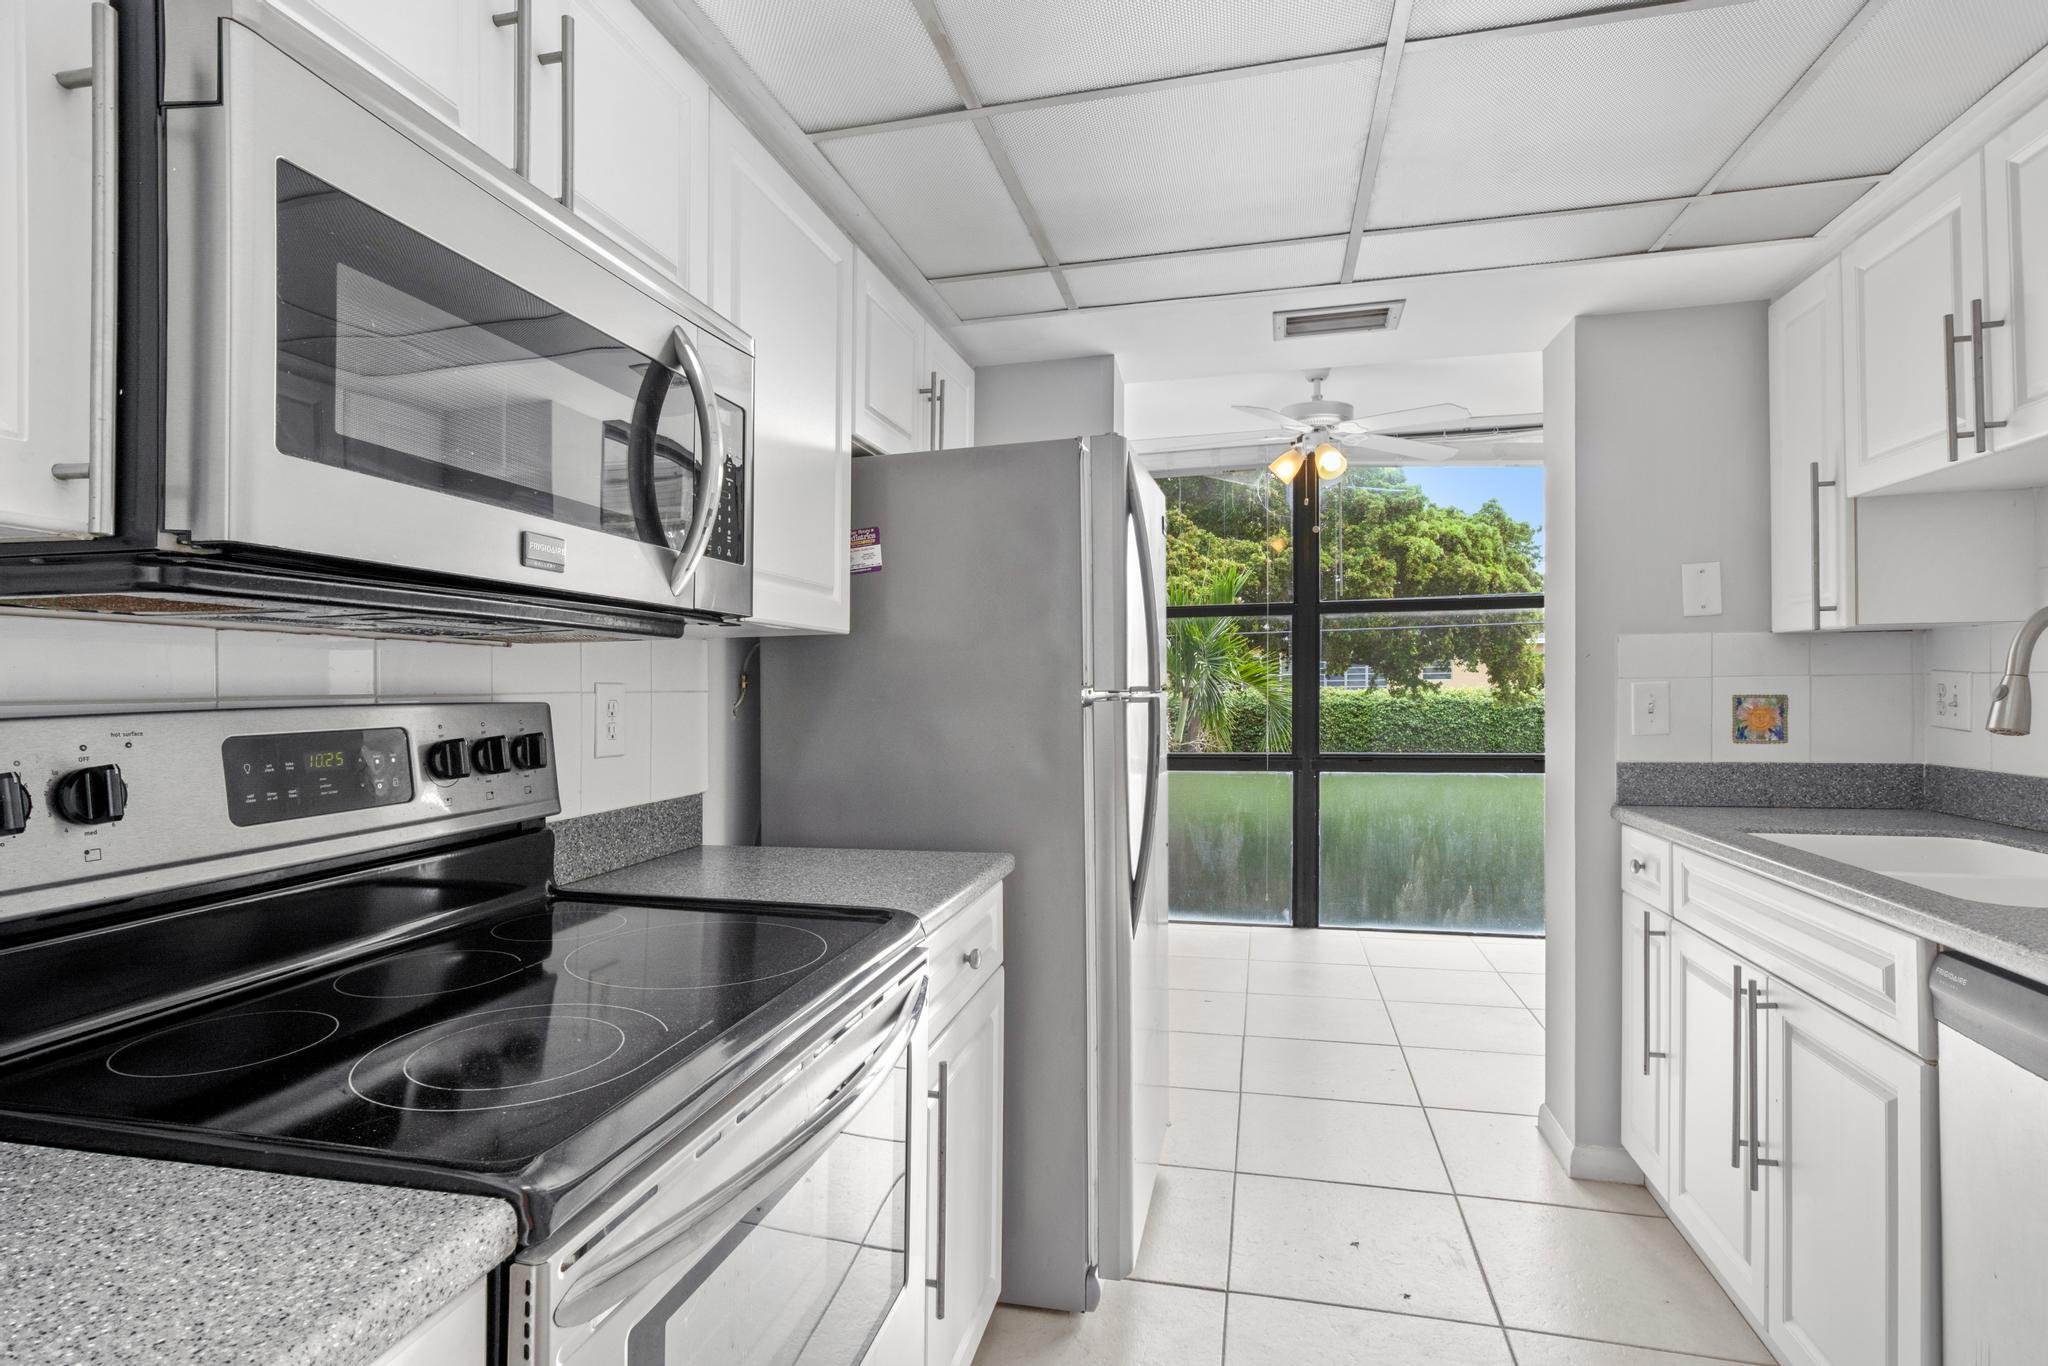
1268 446 1305 483
1314 443 1348 478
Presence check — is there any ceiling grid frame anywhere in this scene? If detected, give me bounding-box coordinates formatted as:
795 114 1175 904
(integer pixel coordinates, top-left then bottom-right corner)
902 0 1080 308
1646 0 1890 250
1340 0 1415 282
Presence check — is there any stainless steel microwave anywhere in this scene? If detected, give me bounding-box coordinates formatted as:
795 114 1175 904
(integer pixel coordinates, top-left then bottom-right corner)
0 1 751 640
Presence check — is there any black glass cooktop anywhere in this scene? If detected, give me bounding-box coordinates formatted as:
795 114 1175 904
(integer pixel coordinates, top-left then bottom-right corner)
0 899 892 1174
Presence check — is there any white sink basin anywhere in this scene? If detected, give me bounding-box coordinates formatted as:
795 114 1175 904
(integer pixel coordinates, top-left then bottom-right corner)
1754 832 2048 907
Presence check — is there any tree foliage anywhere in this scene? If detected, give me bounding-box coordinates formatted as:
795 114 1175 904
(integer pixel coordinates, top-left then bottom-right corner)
1163 467 1543 700
1166 564 1291 753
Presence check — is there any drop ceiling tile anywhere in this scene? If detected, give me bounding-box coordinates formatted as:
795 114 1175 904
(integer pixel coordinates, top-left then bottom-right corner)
1367 0 1864 228
934 0 1395 105
822 122 1046 277
1407 0 1668 40
1720 0 2048 191
1352 201 1681 280
933 272 1068 320
690 0 959 132
991 56 1380 262
1659 178 1880 251
1066 238 1346 308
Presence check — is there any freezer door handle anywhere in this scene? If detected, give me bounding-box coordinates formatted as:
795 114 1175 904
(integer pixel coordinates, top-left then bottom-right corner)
1125 465 1167 935
1082 688 1166 704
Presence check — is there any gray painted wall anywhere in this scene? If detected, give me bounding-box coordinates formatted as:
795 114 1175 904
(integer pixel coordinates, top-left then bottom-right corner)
975 355 1125 445
1544 301 1774 1167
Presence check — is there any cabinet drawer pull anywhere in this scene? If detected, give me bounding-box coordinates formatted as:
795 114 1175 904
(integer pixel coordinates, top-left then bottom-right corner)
962 947 984 970
1629 857 1648 875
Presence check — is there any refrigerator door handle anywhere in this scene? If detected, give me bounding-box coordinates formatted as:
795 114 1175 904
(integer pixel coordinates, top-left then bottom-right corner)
1126 465 1167 935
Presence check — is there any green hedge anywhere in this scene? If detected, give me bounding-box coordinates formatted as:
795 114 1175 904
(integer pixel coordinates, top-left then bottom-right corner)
1220 687 1543 754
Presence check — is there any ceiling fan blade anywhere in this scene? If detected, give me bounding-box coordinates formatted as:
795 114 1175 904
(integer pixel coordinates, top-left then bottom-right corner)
1233 405 1313 433
1341 432 1459 462
1334 403 1473 435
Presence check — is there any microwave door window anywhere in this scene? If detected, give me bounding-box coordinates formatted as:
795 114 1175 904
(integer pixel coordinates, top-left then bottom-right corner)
272 160 685 548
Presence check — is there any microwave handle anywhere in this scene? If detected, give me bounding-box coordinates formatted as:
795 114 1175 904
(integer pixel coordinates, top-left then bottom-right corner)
661 325 726 598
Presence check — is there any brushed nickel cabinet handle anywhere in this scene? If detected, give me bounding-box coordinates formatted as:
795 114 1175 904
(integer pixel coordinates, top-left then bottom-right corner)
962 947 983 970
52 2 118 535
925 1060 950 1319
1730 965 1745 1169
1642 911 1667 1077
1629 857 1648 875
1809 462 1839 630
1947 311 1971 462
538 15 575 209
1971 298 2010 454
492 0 534 178
1747 981 1781 1192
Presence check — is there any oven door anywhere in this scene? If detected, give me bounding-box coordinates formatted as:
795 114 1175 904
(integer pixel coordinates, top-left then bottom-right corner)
517 967 927 1366
165 17 753 620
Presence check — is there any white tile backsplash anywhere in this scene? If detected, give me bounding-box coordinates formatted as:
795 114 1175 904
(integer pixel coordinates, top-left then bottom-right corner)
0 617 714 822
1710 631 1810 677
1809 631 1914 675
1613 677 1712 762
1615 633 1712 679
1809 673 1915 762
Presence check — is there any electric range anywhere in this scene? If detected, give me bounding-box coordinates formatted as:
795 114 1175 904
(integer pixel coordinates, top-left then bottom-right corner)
0 703 930 1365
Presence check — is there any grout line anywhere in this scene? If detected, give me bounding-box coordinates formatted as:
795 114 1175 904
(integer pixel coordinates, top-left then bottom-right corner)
1420 1094 1513 1336
1214 1283 1505 1338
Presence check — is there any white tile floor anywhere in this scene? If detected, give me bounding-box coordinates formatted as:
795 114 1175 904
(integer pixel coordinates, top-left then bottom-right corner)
972 924 1774 1366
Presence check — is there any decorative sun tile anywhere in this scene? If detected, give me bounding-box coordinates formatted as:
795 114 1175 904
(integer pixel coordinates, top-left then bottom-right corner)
1732 693 1789 745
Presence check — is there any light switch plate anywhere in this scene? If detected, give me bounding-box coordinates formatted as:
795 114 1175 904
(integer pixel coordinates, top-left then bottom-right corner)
1681 562 1723 617
1631 680 1672 736
593 682 627 757
1931 671 1971 731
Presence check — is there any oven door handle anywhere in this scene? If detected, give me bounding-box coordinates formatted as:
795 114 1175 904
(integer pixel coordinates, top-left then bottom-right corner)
552 974 925 1330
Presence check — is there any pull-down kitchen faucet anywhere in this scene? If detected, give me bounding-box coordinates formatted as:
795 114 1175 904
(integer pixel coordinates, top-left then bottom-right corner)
1988 608 2048 735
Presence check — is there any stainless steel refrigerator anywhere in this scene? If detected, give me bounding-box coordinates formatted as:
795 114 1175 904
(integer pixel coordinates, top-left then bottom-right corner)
761 435 1169 1313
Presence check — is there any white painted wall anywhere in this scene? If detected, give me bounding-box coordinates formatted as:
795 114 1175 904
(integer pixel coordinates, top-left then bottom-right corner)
1123 353 1542 444
0 617 738 830
1543 301 1774 1177
973 355 1125 445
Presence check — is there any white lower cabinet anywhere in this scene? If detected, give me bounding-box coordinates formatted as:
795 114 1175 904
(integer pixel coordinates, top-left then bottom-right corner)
925 967 1004 1366
1763 978 1937 1366
1629 834 1939 1366
370 1277 487 1366
1620 895 1672 1195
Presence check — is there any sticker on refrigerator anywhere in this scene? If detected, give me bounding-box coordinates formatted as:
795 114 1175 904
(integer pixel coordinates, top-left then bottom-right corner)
850 527 883 574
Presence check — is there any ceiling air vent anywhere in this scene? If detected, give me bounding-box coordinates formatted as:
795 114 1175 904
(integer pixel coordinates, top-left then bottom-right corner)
1273 300 1405 340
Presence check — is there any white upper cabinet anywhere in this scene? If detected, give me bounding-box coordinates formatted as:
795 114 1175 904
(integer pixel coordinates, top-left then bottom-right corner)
925 324 976 451
1987 95 2048 454
709 103 855 634
538 0 709 295
1841 159 1986 496
1769 264 1851 632
265 0 517 167
854 254 930 454
0 0 107 541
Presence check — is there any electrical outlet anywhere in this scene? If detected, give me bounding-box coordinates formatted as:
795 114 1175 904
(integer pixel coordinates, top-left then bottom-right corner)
593 683 627 757
1631 680 1672 736
1931 671 1971 731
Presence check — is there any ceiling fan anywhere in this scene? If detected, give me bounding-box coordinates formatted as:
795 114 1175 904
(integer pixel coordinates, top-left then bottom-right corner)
1233 370 1471 480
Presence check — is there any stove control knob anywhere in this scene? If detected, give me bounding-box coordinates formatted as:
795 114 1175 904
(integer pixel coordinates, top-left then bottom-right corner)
0 772 32 837
53 763 126 826
470 735 511 776
508 733 549 771
424 738 471 782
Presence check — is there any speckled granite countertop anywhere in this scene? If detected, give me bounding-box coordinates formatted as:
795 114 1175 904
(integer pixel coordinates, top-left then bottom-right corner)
0 1143 516 1366
1615 805 2048 983
567 845 1014 932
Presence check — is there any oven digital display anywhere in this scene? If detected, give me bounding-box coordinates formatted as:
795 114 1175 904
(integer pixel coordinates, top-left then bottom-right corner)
221 728 413 827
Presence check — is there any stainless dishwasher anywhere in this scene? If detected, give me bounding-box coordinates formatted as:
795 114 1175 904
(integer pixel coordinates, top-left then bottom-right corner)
1929 952 2048 1364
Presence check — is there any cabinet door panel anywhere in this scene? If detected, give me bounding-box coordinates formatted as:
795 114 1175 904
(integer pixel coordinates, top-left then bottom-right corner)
267 0 510 164
855 257 927 454
1842 159 1985 494
0 0 98 540
1769 264 1850 631
552 0 708 294
1988 95 2048 449
1621 896 1672 1194
1765 979 1936 1366
1666 924 1767 1317
709 104 853 633
927 969 1003 1366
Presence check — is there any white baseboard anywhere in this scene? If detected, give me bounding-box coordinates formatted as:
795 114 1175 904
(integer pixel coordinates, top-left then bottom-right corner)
1538 1103 1646 1185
